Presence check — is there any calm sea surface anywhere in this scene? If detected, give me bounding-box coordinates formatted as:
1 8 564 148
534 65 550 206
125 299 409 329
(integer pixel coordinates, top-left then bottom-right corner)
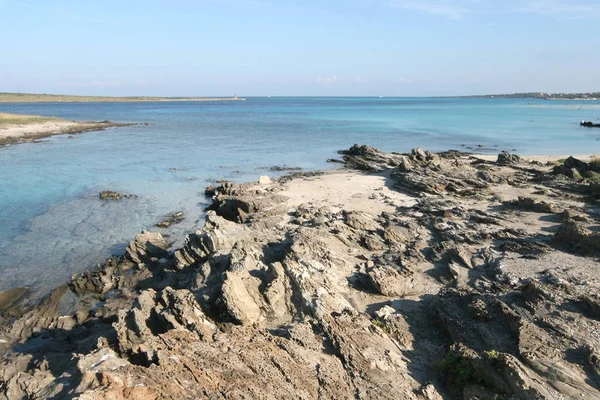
1 97 599 298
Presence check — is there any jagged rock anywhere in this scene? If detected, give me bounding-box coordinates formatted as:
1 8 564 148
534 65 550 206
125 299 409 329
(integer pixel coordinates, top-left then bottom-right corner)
563 156 590 172
553 165 582 179
174 212 244 269
344 210 380 232
207 182 288 223
338 144 403 172
221 270 262 324
5 145 600 399
0 287 27 313
366 253 420 297
553 221 600 255
1 284 71 343
507 196 560 213
78 348 128 374
157 287 216 336
497 151 521 165
125 230 168 264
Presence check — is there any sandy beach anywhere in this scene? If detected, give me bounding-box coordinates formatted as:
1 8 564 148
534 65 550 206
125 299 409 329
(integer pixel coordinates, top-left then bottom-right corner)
0 112 135 146
1 145 599 399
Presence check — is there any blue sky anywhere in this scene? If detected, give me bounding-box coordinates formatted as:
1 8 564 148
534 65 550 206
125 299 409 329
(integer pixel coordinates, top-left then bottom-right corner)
1 0 599 96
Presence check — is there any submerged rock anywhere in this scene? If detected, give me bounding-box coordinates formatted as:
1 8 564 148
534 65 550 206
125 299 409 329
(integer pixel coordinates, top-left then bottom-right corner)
98 190 123 200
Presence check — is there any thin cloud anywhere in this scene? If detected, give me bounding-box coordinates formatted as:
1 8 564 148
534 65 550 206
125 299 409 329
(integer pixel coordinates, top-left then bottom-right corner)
88 80 122 87
315 76 341 84
388 0 600 19
511 0 600 18
315 76 364 84
389 0 473 19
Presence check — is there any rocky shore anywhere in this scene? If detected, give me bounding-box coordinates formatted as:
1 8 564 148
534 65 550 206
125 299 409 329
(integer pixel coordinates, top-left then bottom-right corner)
1 145 600 399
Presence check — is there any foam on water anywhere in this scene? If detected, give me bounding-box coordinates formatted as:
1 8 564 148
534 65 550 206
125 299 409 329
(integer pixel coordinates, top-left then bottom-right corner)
0 97 598 298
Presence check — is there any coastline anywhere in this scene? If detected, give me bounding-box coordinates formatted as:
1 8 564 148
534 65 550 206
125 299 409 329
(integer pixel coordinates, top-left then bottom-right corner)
0 93 245 103
1 145 600 398
0 112 138 147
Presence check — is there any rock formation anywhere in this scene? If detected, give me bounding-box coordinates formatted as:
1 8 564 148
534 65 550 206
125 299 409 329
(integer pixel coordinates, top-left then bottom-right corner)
1 145 600 399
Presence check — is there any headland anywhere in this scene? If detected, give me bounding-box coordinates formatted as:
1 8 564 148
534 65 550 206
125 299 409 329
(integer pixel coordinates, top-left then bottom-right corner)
0 92 245 103
0 112 137 147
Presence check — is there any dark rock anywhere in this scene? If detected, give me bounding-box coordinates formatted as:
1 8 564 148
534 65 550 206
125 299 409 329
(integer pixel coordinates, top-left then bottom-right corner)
156 212 185 228
563 156 590 172
552 165 582 180
506 196 560 213
497 151 521 165
338 144 403 172
269 166 302 172
581 121 600 128
205 185 217 197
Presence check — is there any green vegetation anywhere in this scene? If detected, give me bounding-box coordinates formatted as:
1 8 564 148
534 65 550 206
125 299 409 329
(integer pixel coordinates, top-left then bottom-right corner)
0 112 64 128
590 155 600 169
582 170 600 183
0 92 243 103
371 318 391 334
483 349 499 359
438 351 490 390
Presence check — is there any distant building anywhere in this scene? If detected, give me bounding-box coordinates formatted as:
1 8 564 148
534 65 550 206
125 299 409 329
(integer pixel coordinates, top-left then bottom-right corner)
233 94 238 99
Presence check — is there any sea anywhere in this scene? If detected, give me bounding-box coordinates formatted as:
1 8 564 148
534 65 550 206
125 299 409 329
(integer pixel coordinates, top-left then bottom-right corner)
1 97 599 300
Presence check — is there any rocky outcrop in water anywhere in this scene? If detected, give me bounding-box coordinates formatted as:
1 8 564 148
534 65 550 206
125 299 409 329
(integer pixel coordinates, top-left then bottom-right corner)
98 190 123 200
1 145 600 399
581 120 600 128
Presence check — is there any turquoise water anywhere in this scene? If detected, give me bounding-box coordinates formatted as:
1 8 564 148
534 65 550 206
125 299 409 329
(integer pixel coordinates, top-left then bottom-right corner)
0 97 599 298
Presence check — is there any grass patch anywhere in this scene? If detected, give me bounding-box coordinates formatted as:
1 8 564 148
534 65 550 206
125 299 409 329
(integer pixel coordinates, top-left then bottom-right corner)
582 170 600 183
438 351 491 391
483 349 499 359
0 112 64 128
371 318 391 334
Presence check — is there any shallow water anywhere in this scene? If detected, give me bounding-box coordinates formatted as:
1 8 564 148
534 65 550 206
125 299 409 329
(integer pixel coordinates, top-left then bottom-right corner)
0 97 599 298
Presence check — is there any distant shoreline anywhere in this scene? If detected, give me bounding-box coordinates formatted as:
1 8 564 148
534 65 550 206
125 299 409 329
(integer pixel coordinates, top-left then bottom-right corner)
0 112 136 146
452 91 600 100
0 92 245 103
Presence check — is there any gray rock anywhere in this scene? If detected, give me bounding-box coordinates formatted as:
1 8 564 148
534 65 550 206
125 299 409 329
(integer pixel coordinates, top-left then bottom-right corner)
125 230 168 264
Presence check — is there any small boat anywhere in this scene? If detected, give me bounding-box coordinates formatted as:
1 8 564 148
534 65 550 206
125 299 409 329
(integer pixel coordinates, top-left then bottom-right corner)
580 120 600 128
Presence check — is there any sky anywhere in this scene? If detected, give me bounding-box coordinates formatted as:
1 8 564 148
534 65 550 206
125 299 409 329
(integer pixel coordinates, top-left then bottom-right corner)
1 0 599 96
